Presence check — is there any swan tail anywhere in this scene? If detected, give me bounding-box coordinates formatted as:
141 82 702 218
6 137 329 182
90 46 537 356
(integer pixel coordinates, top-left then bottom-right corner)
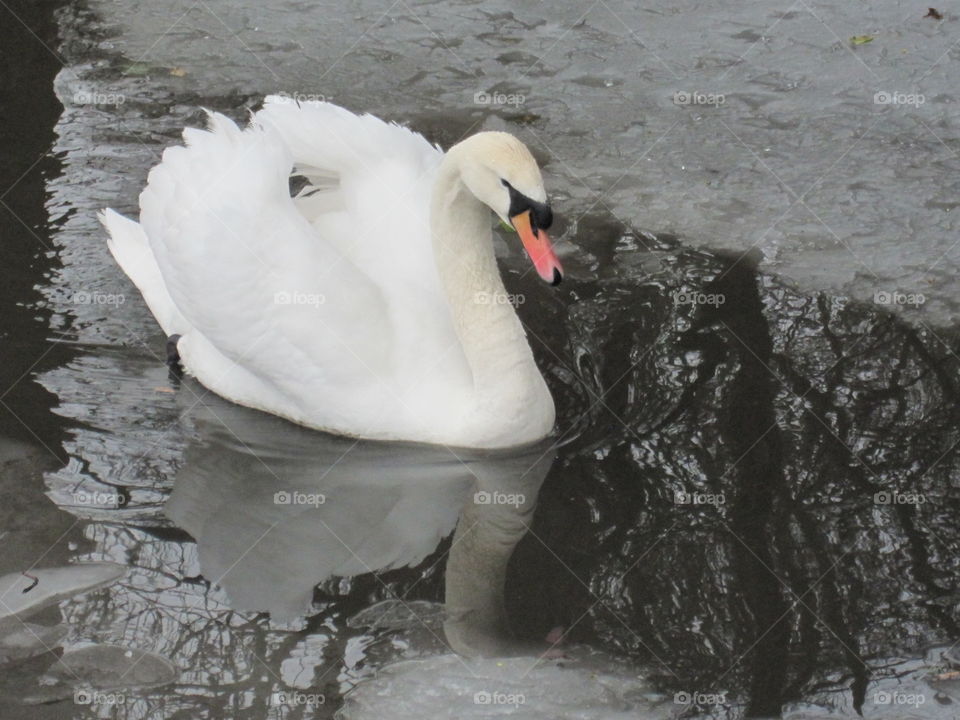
99 208 186 337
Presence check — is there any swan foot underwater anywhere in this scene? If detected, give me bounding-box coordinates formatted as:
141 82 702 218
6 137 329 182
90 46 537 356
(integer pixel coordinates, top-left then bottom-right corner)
102 97 565 449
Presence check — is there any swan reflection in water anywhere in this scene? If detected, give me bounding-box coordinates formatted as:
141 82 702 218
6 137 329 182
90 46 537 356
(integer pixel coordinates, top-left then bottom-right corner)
164 394 557 658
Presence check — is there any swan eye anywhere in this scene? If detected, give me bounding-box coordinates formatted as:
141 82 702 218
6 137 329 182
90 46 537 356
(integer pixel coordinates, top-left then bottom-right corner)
533 203 553 231
503 181 552 231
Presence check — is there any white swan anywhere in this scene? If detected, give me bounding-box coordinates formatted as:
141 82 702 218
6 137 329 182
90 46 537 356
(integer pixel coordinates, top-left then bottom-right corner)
100 97 564 449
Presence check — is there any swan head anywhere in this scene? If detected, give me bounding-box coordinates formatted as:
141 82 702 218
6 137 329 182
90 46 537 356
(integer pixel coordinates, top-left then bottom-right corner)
451 132 563 286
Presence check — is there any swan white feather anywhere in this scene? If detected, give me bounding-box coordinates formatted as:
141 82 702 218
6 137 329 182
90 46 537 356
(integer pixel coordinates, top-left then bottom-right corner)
101 98 562 448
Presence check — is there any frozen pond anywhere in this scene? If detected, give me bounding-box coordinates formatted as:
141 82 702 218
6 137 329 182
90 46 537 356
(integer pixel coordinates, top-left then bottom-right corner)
1 1 959 719
77 0 960 325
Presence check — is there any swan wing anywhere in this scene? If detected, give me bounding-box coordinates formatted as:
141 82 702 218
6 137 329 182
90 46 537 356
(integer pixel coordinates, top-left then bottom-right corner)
106 104 467 435
254 98 467 391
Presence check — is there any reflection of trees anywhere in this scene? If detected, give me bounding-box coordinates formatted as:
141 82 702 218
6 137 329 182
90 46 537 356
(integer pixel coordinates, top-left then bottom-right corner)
58 519 448 719
507 240 960 715
36 353 452 717
40 350 548 718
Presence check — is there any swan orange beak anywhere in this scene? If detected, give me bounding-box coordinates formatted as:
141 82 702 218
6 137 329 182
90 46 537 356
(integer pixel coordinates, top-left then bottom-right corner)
510 209 563 286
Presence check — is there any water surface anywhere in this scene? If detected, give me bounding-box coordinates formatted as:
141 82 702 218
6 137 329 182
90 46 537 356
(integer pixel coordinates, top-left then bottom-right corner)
1 1 959 719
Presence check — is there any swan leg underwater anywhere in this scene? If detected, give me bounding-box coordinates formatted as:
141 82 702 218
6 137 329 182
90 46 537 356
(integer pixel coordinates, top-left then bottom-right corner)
101 97 564 449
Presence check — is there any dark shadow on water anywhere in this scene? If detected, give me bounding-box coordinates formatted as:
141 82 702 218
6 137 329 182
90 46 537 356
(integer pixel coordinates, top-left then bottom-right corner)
704 253 792 717
0 0 71 449
505 220 960 717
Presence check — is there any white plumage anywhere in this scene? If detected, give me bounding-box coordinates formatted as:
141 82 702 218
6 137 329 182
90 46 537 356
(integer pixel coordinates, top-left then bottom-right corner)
102 98 561 448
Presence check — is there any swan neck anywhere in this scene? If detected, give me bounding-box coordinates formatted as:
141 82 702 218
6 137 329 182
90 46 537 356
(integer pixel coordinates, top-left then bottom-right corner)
430 156 535 389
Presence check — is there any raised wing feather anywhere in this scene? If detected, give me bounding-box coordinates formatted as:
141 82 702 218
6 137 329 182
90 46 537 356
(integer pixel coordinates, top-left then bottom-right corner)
139 112 389 393
120 104 467 434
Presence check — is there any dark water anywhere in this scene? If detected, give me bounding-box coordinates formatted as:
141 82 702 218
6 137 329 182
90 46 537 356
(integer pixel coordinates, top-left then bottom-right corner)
1 1 960 719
